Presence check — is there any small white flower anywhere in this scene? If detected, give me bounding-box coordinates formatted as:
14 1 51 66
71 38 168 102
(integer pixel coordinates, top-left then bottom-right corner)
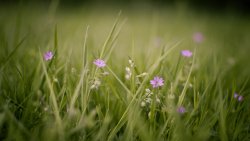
90 78 101 89
125 74 131 80
128 59 134 67
125 67 130 72
148 112 151 118
145 98 152 103
145 88 153 97
141 101 146 107
125 67 132 80
145 88 151 93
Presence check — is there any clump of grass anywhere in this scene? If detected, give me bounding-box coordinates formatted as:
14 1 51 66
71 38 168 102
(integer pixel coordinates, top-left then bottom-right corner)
0 6 250 141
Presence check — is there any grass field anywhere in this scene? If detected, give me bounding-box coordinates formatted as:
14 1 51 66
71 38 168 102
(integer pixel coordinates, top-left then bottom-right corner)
0 4 250 141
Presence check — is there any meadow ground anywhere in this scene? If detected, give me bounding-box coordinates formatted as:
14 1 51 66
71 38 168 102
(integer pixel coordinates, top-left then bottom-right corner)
0 4 250 141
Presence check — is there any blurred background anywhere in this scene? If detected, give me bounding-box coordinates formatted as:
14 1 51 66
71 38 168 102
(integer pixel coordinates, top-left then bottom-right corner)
0 0 250 14
0 0 250 75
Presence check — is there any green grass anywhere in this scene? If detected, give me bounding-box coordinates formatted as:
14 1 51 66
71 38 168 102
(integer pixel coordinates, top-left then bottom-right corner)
0 5 250 141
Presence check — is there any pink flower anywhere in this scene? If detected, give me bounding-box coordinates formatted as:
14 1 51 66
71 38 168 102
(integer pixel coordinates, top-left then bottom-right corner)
238 95 244 102
193 32 204 43
177 106 186 114
181 50 193 57
93 59 106 68
234 93 244 102
44 51 53 61
150 76 164 88
234 93 239 98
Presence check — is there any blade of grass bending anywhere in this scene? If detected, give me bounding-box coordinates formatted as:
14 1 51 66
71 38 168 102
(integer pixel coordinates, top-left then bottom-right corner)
105 19 126 61
82 26 89 67
48 25 58 67
40 52 63 132
99 11 121 59
78 26 89 112
5 107 30 137
79 75 91 119
54 25 58 54
106 66 133 97
130 37 136 93
177 48 196 106
0 36 26 70
157 117 172 140
239 77 250 94
69 64 88 111
173 55 181 79
218 81 228 141
107 81 127 104
105 41 118 62
58 49 71 110
107 104 129 141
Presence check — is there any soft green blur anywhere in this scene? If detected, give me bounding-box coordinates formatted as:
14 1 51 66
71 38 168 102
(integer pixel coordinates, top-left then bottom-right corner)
0 5 250 141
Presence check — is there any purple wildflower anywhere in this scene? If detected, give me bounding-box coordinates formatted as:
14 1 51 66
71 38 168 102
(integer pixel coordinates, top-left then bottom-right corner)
238 95 244 102
44 51 53 61
181 50 193 57
193 32 204 43
234 93 244 102
234 93 239 98
177 106 186 114
93 59 106 68
150 76 164 88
